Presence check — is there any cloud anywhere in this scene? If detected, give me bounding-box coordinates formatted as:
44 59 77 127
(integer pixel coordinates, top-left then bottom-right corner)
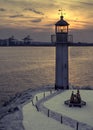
9 14 24 18
79 1 93 6
24 8 44 15
61 0 92 10
0 0 93 42
31 18 42 23
45 23 54 27
0 8 6 11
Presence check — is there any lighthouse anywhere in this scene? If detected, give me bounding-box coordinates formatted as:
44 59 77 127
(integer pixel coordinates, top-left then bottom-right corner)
55 15 69 90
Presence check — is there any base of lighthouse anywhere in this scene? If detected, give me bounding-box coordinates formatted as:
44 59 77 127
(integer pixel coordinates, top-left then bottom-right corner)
55 43 69 90
55 84 69 90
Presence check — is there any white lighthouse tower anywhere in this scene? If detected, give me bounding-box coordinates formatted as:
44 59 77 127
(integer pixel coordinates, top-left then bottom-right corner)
55 15 69 90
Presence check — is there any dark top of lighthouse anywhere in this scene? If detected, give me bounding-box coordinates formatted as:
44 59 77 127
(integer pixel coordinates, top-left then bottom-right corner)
55 16 69 26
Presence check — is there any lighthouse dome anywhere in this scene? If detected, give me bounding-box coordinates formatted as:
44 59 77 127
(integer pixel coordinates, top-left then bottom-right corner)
55 16 69 26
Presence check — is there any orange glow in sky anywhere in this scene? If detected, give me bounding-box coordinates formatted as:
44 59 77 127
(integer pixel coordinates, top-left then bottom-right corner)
0 0 93 42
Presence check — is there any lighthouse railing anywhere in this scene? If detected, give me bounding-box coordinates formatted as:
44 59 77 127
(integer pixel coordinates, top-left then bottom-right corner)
51 34 73 43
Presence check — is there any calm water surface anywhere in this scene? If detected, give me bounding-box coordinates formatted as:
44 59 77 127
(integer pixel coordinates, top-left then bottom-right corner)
0 47 93 104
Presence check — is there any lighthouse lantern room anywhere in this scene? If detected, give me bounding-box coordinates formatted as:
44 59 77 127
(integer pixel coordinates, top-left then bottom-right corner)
55 16 69 43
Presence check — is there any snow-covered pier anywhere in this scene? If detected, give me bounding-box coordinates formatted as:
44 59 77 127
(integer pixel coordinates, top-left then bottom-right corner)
0 87 93 130
35 90 93 130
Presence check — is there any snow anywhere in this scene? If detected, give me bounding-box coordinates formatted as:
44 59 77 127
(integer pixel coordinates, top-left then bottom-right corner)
2 88 93 130
33 91 53 104
0 106 24 130
44 90 93 127
23 91 74 130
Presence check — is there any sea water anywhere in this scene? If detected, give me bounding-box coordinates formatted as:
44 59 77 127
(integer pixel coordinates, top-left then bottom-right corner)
0 47 93 103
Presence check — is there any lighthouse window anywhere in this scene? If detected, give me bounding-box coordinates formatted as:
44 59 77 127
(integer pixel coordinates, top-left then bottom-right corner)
65 64 66 68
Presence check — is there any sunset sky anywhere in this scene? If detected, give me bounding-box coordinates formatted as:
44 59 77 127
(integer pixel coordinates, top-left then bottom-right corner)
0 0 93 42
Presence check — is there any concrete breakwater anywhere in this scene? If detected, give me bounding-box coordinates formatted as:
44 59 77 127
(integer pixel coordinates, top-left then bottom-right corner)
0 86 53 130
0 86 93 130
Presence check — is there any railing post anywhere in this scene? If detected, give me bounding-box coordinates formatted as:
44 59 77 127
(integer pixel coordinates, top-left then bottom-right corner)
48 109 50 117
61 115 63 124
43 92 45 98
76 122 79 130
36 96 38 101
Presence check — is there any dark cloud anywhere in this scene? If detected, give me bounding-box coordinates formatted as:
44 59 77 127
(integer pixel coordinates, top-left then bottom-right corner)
66 1 93 11
24 8 44 15
71 28 93 43
0 27 52 42
9 14 24 18
31 18 42 23
0 8 6 11
70 19 91 25
79 1 93 6
45 23 54 27
85 24 93 30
